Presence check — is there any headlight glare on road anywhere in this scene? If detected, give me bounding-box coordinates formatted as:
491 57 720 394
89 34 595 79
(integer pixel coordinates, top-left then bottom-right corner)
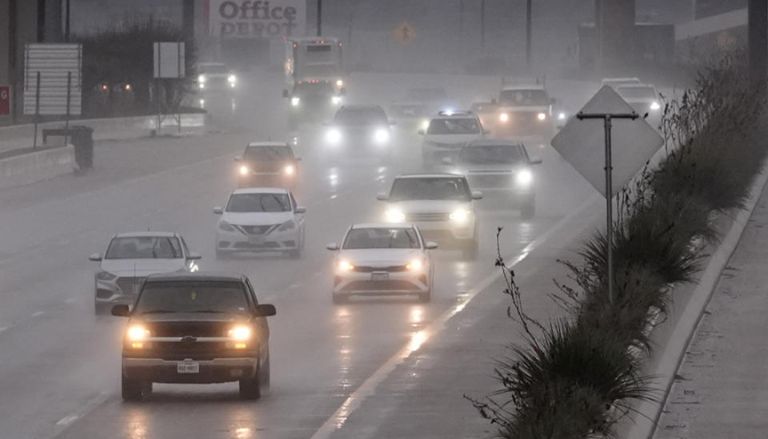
449 208 471 224
290 96 300 107
95 271 117 281
406 258 424 272
218 220 236 232
284 164 296 176
228 325 252 341
385 208 406 223
337 259 355 272
326 128 342 144
126 324 150 342
537 112 547 121
499 112 510 123
373 128 390 144
238 165 250 176
516 169 533 187
650 101 661 111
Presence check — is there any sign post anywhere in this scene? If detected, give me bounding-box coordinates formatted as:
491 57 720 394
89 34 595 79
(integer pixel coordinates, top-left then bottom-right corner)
552 86 663 304
0 86 10 116
153 42 186 135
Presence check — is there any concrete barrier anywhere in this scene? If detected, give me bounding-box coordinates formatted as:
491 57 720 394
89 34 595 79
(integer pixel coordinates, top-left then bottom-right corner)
0 113 207 154
0 145 75 189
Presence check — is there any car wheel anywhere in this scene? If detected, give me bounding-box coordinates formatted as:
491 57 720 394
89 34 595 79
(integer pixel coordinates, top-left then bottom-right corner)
521 198 535 220
259 355 271 393
122 375 149 401
239 375 261 400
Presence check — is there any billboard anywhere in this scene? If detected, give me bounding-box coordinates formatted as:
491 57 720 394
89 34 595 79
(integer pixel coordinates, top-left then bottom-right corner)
209 0 306 39
23 44 82 116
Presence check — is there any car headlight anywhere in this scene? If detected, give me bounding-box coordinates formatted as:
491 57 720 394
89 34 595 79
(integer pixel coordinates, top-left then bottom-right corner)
449 208 471 224
228 325 252 341
373 128 390 144
326 128 342 144
516 169 533 187
331 95 342 105
420 119 430 131
337 259 355 272
406 258 424 272
228 74 237 84
284 164 296 176
385 208 406 223
557 112 567 121
277 220 296 232
219 220 236 232
198 74 206 84
499 112 509 123
238 165 250 176
291 96 300 107
650 101 661 111
126 324 150 342
96 271 117 281
336 79 344 87
448 168 465 175
537 112 547 121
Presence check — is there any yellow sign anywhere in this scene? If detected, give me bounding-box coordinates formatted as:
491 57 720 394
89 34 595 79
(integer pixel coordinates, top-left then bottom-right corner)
393 22 416 44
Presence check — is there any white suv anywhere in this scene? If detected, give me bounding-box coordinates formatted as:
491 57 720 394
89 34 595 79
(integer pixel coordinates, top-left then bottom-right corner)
419 111 485 169
214 188 306 259
377 174 482 259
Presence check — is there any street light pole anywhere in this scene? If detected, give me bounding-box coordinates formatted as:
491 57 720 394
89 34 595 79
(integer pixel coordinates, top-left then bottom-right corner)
317 0 322 36
748 0 767 84
480 0 486 48
577 111 639 304
525 0 532 68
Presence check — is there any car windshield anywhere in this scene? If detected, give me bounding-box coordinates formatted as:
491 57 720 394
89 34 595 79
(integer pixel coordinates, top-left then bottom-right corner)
199 64 228 74
427 118 480 135
343 228 421 249
499 89 549 106
226 193 292 212
244 146 293 162
335 108 387 126
459 144 526 165
105 236 183 259
134 281 250 314
389 177 471 201
616 86 657 100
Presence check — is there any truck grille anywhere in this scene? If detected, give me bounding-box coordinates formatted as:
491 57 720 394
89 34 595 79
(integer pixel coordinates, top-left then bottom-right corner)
406 212 450 222
353 265 408 273
150 321 227 337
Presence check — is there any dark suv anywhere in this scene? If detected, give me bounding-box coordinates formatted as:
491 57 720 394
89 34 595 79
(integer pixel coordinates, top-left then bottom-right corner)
111 272 276 401
235 142 300 189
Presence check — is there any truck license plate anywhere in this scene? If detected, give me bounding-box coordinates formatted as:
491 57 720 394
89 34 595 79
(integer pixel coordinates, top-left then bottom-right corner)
371 272 389 281
177 359 199 374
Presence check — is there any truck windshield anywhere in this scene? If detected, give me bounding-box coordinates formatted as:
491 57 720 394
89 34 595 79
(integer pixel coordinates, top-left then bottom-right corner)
244 146 293 162
499 89 549 106
135 281 249 314
389 177 471 202
335 109 387 126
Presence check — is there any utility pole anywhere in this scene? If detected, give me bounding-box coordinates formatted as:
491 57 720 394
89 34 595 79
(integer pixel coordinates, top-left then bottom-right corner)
748 0 767 84
317 0 322 36
480 0 486 48
182 0 194 42
525 0 532 68
64 0 70 41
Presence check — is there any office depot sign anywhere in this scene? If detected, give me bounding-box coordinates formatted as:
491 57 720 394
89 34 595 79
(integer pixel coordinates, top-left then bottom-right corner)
209 0 305 38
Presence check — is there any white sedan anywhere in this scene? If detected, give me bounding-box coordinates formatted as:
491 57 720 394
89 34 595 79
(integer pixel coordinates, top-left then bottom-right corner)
214 188 306 259
326 224 438 304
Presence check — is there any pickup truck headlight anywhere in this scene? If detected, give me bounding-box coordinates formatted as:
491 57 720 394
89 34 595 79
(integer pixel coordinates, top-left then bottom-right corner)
385 208 406 223
96 271 117 281
516 169 533 187
126 324 150 342
228 325 252 341
238 165 250 176
406 258 424 272
537 112 547 121
337 259 355 273
284 164 296 176
499 112 510 123
449 208 471 224
373 128 390 144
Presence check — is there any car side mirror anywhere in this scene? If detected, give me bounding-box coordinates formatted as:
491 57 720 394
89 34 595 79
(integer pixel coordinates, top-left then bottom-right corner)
213 207 224 215
234 156 242 162
326 242 340 251
282 89 289 98
295 206 307 214
254 303 277 317
530 157 543 165
111 304 130 317
417 129 425 135
425 241 438 250
471 191 483 200
376 193 389 201
187 252 202 260
88 252 102 262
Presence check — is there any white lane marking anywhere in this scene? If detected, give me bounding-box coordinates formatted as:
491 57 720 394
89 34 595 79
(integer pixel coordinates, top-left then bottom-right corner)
288 283 301 290
55 415 79 426
309 193 601 439
330 194 338 200
31 311 44 318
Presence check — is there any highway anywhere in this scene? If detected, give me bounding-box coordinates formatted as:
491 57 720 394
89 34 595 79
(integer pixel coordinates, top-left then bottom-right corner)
0 70 596 439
